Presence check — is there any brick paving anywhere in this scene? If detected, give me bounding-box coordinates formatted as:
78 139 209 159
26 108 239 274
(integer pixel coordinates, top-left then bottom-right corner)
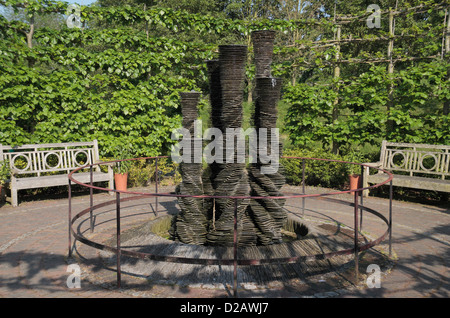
0 186 448 298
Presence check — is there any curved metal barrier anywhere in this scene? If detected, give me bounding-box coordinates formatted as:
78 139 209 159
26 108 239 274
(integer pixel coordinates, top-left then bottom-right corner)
68 156 394 297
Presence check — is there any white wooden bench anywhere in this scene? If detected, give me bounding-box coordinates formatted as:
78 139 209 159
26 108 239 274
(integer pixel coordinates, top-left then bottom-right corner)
0 140 114 206
363 141 450 197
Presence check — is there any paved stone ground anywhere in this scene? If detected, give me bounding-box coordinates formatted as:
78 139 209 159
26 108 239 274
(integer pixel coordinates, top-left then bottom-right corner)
0 185 448 298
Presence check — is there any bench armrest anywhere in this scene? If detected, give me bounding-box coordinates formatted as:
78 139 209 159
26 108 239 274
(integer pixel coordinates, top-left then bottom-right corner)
9 168 19 176
362 161 381 168
92 160 115 176
362 161 383 177
95 160 115 167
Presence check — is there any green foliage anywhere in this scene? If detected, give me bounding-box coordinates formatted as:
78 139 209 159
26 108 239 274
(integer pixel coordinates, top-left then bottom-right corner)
0 160 10 185
1 0 449 167
281 148 369 188
0 24 203 156
154 157 181 186
127 157 181 187
126 158 154 187
112 144 133 174
284 62 450 153
283 83 337 148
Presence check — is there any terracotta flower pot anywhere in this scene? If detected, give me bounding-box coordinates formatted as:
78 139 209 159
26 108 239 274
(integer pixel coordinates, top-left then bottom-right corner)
349 174 362 195
114 173 128 192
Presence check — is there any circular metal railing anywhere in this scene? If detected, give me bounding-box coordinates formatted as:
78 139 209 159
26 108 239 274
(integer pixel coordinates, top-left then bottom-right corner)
68 156 394 297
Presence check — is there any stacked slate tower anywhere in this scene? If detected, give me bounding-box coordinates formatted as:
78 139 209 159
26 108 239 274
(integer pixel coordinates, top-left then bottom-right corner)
247 31 287 245
170 92 208 244
171 31 286 246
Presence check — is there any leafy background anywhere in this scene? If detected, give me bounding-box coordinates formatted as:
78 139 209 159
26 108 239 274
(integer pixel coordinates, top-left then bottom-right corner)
0 0 449 202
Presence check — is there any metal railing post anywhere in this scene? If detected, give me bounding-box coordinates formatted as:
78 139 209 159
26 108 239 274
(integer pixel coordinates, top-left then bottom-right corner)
90 165 94 233
302 159 306 217
68 178 72 257
389 180 393 257
155 157 159 216
354 189 359 283
360 165 364 231
233 198 238 298
116 191 122 288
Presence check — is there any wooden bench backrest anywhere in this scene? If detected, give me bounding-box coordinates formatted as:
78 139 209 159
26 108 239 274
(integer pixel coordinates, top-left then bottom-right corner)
0 141 101 176
379 141 450 179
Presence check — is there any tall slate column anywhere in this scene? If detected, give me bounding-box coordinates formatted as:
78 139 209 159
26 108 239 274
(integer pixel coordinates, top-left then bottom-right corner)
172 31 286 247
248 77 287 245
252 30 276 78
247 30 287 245
170 92 208 245
206 45 257 246
202 60 223 227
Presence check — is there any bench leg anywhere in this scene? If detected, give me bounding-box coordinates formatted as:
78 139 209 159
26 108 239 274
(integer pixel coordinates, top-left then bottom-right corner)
11 188 18 207
109 176 115 195
107 167 114 195
362 173 369 198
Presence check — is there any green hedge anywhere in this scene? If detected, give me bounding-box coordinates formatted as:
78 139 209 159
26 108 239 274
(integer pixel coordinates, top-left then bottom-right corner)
281 148 369 188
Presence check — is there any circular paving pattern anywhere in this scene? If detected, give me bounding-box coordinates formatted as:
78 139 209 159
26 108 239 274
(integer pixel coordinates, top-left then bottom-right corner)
72 193 394 297
0 186 447 298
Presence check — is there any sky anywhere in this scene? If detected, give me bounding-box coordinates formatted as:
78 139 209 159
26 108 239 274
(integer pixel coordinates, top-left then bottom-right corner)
71 0 97 5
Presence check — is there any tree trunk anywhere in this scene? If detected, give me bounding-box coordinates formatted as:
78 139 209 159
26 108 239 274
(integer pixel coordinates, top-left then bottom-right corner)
444 7 450 115
332 25 341 154
387 10 395 135
26 14 35 49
